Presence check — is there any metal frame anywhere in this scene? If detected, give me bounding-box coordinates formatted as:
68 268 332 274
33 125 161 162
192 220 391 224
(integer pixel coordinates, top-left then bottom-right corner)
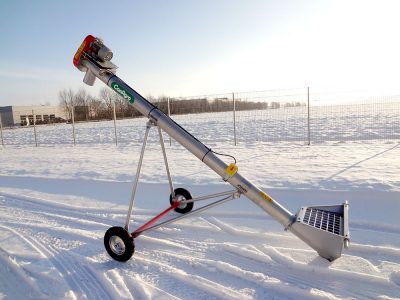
132 191 239 238
124 121 152 230
123 120 241 238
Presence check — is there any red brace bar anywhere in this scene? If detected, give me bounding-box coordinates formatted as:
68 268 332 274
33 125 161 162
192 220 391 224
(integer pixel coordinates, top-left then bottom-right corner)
132 201 181 238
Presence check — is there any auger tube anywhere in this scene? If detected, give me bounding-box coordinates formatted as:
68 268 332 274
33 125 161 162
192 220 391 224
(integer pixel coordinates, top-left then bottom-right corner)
74 35 350 261
82 59 295 228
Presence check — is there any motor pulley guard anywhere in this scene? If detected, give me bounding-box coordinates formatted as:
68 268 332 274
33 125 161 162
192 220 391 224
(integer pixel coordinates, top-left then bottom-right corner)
73 35 117 85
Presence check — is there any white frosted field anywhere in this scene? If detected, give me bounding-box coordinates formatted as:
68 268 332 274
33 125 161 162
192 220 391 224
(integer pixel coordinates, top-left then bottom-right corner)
0 111 399 299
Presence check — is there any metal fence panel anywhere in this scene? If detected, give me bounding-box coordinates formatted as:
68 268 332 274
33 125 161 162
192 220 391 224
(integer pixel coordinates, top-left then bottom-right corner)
1 88 399 146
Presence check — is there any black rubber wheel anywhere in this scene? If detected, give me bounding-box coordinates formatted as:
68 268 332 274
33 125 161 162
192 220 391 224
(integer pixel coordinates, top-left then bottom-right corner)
169 188 193 214
104 226 135 262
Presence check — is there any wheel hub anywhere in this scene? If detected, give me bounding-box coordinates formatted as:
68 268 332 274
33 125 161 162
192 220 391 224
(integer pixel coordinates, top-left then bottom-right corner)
109 235 126 255
175 195 187 209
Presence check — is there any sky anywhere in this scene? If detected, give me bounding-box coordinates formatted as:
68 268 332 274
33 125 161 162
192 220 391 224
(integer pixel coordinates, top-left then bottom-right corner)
1 0 400 106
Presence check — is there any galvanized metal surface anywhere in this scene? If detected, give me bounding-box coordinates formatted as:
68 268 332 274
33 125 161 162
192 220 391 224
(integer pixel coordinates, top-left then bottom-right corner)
77 44 350 261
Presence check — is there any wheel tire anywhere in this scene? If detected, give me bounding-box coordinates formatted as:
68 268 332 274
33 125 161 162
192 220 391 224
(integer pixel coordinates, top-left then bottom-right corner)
104 226 135 262
169 188 194 214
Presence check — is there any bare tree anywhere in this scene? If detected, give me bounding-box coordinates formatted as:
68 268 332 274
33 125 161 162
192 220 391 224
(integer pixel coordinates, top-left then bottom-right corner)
74 88 91 121
58 88 75 120
75 88 89 106
87 95 103 120
114 94 131 118
99 88 116 119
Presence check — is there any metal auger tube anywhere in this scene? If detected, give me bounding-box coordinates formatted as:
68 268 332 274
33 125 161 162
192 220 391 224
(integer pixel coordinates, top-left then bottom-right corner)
75 35 349 261
81 59 295 228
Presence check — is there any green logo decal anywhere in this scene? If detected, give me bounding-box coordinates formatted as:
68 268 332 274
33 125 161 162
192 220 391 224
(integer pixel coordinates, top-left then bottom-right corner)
111 82 135 104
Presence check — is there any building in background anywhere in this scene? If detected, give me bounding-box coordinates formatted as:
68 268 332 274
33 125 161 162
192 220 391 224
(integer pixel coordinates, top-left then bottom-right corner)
0 106 66 127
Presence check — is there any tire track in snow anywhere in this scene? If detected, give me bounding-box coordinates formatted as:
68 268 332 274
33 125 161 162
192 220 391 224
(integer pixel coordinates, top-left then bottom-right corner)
124 257 207 300
103 267 182 300
134 254 248 300
0 226 45 299
225 243 397 299
132 229 320 299
0 224 77 299
350 243 400 264
0 258 43 300
2 190 400 299
0 193 116 228
0 199 104 246
148 248 330 300
17 226 112 300
1 193 148 300
0 197 114 299
128 273 180 299
103 269 137 300
174 217 399 299
180 242 356 299
123 214 400 299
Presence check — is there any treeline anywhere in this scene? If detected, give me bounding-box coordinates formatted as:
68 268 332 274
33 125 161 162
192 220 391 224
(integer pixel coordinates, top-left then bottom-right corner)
59 88 135 121
157 98 304 115
59 88 304 122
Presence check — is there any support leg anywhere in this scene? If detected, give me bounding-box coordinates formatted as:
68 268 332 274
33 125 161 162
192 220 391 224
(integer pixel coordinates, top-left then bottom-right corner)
124 122 152 230
158 127 175 197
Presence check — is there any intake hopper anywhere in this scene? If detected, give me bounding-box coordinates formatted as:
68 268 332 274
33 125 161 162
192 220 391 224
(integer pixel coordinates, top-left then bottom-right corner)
290 201 350 261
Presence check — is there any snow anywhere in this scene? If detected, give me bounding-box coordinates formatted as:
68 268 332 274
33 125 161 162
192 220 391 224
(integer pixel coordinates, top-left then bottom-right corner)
0 112 399 299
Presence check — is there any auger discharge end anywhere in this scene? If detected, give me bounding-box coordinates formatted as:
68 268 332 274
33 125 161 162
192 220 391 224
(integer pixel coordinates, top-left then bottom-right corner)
73 35 117 85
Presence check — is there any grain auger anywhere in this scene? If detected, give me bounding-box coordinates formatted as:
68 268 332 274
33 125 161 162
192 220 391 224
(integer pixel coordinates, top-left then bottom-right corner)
73 35 350 262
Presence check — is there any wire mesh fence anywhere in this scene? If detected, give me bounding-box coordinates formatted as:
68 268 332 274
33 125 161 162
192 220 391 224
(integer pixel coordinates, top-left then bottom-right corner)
0 87 399 146
309 100 400 142
170 88 400 144
234 88 309 144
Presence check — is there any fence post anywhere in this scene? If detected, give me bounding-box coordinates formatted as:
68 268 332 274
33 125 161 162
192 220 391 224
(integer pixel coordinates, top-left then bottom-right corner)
32 109 38 147
233 92 237 146
71 106 76 146
0 112 4 147
167 97 171 146
113 102 118 146
307 87 311 145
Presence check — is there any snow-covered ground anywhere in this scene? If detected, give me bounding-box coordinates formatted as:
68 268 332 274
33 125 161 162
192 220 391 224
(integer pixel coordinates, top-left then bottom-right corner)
0 114 400 299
